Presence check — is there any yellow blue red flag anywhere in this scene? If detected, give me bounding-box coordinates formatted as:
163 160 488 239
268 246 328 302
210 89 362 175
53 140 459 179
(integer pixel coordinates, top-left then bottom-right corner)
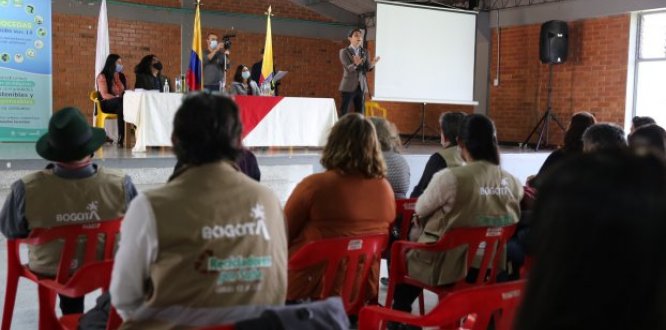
186 1 203 90
260 6 274 85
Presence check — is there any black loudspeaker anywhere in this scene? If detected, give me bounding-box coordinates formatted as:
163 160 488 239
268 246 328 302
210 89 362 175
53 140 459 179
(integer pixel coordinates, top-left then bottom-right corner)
540 20 568 64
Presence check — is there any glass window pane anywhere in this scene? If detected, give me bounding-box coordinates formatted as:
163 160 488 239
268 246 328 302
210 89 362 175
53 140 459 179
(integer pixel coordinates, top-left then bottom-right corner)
635 61 666 125
639 12 666 59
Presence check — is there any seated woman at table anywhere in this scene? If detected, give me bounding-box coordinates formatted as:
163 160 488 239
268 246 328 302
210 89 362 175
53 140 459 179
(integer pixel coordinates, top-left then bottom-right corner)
96 53 126 146
134 54 170 92
285 113 395 304
230 65 260 96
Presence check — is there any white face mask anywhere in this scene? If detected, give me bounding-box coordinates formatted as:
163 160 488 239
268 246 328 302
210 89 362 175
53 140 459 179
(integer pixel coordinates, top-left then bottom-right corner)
115 64 123 73
242 71 251 80
209 40 218 49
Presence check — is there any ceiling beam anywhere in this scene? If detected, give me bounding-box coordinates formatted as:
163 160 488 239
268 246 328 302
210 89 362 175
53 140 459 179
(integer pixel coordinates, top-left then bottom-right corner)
288 0 360 24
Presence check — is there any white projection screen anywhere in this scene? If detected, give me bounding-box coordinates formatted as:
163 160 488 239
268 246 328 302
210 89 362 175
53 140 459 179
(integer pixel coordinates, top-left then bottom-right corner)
374 1 478 105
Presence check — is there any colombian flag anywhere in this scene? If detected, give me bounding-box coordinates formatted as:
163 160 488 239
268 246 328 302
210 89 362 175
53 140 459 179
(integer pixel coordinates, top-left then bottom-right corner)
259 6 274 85
186 1 203 91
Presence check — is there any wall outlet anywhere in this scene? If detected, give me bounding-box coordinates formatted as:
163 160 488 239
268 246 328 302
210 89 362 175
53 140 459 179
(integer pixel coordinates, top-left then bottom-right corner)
493 78 499 86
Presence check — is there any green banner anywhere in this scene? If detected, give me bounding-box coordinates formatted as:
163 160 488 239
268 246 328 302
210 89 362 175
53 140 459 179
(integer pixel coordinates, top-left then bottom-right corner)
0 0 52 142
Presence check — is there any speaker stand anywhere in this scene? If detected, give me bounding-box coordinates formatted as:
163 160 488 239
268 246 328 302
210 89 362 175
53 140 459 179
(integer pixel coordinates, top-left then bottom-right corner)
523 63 566 151
404 103 437 147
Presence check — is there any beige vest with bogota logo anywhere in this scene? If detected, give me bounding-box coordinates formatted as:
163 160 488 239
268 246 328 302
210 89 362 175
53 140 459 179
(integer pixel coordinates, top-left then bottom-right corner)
120 162 287 330
437 146 465 169
22 167 126 276
408 161 522 286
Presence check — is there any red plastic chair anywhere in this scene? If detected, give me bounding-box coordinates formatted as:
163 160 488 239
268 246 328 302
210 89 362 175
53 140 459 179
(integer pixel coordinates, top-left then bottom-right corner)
385 225 517 314
395 198 417 240
359 280 526 330
1 219 123 330
288 233 388 315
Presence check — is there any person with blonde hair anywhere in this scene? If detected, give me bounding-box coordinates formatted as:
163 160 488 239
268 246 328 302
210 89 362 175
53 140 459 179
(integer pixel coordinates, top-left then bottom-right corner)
369 117 410 198
285 113 395 302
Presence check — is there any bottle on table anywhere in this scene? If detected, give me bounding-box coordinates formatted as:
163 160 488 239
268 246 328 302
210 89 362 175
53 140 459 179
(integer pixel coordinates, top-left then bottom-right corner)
163 79 170 93
260 82 271 96
175 76 182 93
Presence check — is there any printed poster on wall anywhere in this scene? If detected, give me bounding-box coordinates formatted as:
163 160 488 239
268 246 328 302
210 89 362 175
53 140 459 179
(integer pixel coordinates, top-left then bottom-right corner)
0 0 51 142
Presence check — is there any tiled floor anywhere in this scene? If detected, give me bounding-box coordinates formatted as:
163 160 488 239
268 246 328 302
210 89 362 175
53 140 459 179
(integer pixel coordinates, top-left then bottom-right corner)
0 142 550 329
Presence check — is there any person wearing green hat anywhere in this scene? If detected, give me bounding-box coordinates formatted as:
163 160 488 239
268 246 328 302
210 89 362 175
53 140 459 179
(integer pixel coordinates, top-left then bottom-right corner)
0 106 138 315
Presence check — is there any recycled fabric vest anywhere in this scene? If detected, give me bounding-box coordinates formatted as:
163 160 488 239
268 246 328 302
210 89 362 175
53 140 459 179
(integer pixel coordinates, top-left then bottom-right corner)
121 161 287 330
408 161 522 286
23 167 126 276
437 145 465 169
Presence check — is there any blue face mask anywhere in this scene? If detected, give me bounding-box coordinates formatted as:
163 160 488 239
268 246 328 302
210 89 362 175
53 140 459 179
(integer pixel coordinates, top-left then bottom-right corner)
210 40 218 49
242 71 251 80
115 64 123 73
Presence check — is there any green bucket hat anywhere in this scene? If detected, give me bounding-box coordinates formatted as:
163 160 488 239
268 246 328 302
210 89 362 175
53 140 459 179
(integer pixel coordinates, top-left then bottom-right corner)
36 107 106 162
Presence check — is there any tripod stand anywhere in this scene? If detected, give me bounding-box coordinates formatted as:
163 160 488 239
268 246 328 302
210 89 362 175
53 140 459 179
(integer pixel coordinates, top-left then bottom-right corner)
523 63 566 151
404 103 438 147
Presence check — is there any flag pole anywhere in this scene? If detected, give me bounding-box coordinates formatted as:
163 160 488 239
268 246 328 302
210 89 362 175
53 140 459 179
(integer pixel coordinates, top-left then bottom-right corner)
186 0 203 91
259 6 274 88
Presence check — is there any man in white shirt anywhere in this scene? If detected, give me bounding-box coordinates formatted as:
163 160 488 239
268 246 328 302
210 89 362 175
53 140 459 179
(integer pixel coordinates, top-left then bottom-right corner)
110 93 288 329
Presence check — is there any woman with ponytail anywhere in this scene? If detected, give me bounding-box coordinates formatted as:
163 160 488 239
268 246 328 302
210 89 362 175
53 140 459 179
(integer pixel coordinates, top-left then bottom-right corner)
389 114 524 318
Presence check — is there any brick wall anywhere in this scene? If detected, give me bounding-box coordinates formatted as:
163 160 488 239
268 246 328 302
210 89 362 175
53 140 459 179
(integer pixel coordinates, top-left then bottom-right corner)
489 15 630 145
53 14 181 119
126 0 180 7
203 27 345 100
53 15 344 120
204 0 334 22
52 2 474 135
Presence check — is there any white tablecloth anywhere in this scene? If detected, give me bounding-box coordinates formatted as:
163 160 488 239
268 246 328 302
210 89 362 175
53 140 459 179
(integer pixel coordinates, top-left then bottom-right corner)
123 91 338 152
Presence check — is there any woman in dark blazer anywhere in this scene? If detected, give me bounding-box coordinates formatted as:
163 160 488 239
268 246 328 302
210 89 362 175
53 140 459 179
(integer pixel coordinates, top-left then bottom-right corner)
134 54 169 92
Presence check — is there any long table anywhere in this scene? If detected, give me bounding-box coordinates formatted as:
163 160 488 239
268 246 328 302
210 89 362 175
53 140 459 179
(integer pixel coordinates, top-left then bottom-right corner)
123 91 338 152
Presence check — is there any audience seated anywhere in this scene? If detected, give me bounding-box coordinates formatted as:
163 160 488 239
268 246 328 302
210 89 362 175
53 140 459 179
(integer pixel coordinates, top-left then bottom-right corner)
173 146 261 182
410 112 466 198
391 114 523 314
369 117 410 199
532 112 596 186
628 124 666 156
0 107 137 315
134 54 170 92
515 149 666 330
236 148 262 181
110 93 287 328
582 123 627 152
96 54 127 146
285 113 395 303
630 115 656 133
513 112 596 276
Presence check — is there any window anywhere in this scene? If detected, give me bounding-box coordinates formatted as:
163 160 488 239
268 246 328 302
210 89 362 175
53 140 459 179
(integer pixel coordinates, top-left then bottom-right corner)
634 11 666 125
